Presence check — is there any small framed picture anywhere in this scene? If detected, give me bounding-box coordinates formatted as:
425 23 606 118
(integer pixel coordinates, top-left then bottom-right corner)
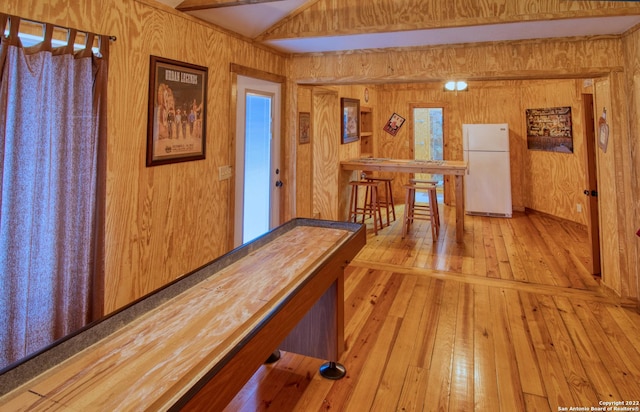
341 98 360 144
383 113 405 136
299 112 310 144
146 55 208 166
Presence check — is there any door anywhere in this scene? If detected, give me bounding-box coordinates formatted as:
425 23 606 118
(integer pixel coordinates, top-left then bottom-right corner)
411 106 444 201
234 75 281 247
582 93 601 275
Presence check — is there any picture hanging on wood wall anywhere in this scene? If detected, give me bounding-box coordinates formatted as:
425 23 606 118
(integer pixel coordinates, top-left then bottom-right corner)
525 106 573 153
383 112 405 136
299 112 310 144
341 98 360 144
147 55 208 166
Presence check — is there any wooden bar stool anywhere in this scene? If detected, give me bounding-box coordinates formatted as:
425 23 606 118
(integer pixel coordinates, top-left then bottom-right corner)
364 176 396 227
349 180 384 235
402 181 440 240
409 179 440 231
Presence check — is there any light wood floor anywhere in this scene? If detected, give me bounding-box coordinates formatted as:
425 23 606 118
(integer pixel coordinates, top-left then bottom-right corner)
224 205 640 412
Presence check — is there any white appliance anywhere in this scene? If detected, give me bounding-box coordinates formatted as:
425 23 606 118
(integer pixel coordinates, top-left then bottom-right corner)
462 123 512 217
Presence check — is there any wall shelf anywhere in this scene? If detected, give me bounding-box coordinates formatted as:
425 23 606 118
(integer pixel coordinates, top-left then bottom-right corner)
360 106 373 157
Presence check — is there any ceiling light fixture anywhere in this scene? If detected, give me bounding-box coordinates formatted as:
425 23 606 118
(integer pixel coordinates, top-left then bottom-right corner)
444 81 468 91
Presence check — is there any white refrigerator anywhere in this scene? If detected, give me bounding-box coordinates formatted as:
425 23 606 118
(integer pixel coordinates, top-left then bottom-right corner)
462 123 512 217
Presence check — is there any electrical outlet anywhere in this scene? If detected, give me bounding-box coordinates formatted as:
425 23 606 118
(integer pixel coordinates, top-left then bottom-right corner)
219 165 232 180
576 203 582 213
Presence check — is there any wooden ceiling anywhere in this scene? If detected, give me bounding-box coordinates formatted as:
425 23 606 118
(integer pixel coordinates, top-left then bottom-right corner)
155 0 640 54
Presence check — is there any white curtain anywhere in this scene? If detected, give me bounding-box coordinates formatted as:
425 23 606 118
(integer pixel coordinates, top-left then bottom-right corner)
0 14 108 367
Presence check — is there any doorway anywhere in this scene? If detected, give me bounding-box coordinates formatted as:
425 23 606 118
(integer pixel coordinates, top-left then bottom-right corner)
582 93 601 276
411 106 444 201
234 75 281 247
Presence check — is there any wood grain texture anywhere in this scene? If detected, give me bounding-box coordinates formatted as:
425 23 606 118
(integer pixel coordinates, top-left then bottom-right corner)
0 0 289 314
0 225 359 411
223 208 640 411
593 79 623 297
3 0 638 358
622 28 640 308
289 30 639 301
341 157 467 241
291 37 624 84
296 86 313 218
312 90 340 220
606 72 636 300
364 79 590 226
261 0 640 41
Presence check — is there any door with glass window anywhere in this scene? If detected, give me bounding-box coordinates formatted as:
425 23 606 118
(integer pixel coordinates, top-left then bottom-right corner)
412 106 444 201
234 76 281 247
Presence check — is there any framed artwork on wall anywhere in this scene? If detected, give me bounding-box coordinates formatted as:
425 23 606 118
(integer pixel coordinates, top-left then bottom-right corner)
146 55 208 166
383 112 406 136
299 112 310 144
525 106 573 153
341 97 360 144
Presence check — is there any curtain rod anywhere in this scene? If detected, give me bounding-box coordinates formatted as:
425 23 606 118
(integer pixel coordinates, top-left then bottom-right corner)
3 13 117 43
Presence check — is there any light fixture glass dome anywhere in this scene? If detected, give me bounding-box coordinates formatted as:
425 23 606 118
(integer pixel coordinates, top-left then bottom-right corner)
444 80 468 91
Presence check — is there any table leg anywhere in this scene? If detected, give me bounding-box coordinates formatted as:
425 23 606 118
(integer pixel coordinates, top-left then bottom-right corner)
455 175 464 242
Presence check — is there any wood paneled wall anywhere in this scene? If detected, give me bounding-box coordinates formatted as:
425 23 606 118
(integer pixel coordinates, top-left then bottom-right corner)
622 29 640 306
312 89 340 220
370 79 588 225
3 0 638 309
519 80 589 223
263 0 640 42
291 34 639 301
291 37 624 85
301 85 374 220
1 0 287 313
593 79 623 296
295 86 313 218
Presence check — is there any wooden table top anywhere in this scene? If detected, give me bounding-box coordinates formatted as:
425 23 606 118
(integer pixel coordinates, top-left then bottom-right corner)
1 225 353 411
341 158 468 175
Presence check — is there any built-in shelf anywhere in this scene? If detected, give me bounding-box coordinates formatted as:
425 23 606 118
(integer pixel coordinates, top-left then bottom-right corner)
360 106 373 157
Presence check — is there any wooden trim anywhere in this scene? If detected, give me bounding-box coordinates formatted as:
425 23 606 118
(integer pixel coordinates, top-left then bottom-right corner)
230 63 286 84
227 70 238 252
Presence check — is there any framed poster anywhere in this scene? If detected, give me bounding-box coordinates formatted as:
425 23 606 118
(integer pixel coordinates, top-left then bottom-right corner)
383 112 406 136
341 98 360 144
147 55 208 166
299 112 310 144
525 106 573 153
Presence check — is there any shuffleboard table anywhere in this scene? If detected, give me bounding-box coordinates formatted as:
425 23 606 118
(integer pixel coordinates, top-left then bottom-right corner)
0 218 365 411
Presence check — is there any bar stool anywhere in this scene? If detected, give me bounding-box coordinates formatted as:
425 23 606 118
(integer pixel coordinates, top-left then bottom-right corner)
364 176 396 227
409 179 440 230
402 181 440 240
349 180 384 235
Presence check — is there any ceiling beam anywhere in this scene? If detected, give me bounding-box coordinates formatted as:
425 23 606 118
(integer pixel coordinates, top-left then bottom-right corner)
176 0 285 12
